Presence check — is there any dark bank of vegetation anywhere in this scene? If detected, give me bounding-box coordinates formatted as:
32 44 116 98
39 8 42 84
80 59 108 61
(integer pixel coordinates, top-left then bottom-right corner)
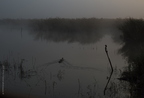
0 18 121 31
118 18 144 98
30 18 100 33
1 18 100 31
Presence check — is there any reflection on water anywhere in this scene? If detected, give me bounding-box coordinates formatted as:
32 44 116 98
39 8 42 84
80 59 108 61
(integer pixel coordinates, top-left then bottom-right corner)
0 18 129 98
29 18 101 44
29 18 122 45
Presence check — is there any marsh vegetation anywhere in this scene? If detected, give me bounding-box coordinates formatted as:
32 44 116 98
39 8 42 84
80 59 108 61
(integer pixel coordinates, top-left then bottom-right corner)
117 18 144 98
0 18 144 98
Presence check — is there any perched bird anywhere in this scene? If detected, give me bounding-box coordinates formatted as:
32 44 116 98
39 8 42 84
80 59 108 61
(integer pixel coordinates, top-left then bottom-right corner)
105 45 108 53
59 58 64 63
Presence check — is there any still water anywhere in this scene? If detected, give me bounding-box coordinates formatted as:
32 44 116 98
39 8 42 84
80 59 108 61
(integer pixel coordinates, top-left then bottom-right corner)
0 21 127 98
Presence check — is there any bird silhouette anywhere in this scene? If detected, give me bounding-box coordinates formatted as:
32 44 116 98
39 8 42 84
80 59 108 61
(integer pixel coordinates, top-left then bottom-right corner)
58 58 64 63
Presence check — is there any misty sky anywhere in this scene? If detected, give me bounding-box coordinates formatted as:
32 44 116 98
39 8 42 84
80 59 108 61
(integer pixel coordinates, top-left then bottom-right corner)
0 0 144 19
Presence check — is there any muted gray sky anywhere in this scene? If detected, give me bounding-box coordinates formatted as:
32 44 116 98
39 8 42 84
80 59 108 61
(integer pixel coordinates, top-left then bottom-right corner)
0 0 144 19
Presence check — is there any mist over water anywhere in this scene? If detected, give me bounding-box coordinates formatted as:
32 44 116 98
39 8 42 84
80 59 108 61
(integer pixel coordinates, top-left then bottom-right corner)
0 18 128 98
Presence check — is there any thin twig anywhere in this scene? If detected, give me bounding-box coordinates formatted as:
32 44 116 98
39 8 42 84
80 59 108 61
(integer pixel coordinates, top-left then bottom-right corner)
45 80 47 95
104 45 114 95
78 79 81 97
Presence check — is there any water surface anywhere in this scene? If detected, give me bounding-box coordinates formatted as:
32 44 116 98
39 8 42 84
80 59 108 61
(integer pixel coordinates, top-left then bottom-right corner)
0 19 127 98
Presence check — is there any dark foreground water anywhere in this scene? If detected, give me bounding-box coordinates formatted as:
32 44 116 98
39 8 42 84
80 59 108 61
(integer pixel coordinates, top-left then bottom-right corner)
0 19 129 98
